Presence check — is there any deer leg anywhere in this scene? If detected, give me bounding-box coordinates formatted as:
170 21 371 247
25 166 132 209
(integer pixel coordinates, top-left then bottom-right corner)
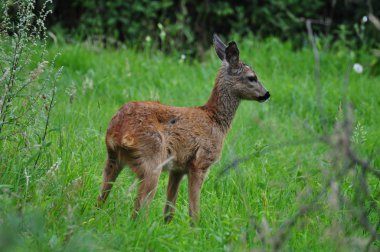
164 171 184 223
132 162 162 218
97 155 123 207
188 168 207 222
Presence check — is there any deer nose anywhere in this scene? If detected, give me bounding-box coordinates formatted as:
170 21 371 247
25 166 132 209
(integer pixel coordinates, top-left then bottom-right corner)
263 91 270 100
258 91 270 103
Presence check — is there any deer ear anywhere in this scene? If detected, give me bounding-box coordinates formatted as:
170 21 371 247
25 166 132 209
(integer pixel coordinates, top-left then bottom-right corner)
225 41 240 67
213 33 226 61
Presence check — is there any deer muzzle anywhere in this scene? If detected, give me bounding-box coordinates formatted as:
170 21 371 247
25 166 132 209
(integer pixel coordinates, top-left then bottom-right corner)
258 91 270 103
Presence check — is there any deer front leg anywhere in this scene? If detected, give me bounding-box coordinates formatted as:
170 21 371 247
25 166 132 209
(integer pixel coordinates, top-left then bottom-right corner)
164 171 184 223
188 168 207 222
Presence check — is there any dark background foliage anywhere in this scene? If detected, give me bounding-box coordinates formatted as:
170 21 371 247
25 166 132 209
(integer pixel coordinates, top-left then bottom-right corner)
41 0 380 56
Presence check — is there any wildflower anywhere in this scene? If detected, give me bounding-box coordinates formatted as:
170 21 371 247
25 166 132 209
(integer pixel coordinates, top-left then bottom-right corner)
24 168 31 188
353 63 363 74
82 76 94 93
47 158 62 177
158 23 166 41
179 54 186 64
362 16 368 23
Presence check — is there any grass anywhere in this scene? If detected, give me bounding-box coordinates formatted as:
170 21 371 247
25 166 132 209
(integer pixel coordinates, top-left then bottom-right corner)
1 37 380 251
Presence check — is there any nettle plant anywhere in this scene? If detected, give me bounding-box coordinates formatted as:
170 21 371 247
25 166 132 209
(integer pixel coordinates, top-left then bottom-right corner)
0 0 61 194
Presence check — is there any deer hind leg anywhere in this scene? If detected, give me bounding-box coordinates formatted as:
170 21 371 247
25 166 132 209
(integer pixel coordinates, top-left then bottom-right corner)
97 150 123 207
164 171 184 223
132 158 163 218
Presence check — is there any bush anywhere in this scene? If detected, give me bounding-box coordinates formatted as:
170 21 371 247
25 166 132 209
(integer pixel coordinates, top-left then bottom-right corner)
46 0 380 56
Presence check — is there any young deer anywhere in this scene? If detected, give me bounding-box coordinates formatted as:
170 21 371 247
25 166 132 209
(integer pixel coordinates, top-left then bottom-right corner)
97 34 270 222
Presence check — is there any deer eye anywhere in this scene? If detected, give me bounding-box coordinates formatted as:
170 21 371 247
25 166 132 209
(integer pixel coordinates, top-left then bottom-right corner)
247 76 257 82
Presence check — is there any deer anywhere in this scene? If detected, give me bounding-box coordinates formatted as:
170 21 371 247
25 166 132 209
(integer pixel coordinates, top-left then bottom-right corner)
97 34 270 223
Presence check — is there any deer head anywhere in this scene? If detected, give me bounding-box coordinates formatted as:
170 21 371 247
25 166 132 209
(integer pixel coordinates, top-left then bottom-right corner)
213 34 270 102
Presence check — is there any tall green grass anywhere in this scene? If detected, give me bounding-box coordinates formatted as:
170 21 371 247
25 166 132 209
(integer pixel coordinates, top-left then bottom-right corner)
1 38 379 251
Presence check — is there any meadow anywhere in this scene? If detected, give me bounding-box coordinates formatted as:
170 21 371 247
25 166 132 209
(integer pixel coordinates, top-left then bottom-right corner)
1 37 379 251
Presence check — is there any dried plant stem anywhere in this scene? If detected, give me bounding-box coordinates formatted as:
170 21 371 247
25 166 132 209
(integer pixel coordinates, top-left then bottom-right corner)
33 82 57 170
306 19 325 132
0 38 23 134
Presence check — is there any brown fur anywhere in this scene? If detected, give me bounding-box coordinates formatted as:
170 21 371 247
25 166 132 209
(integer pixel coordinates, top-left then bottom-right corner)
97 35 269 222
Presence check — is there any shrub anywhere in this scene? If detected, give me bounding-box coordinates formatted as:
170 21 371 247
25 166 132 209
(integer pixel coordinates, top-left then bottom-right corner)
46 0 380 56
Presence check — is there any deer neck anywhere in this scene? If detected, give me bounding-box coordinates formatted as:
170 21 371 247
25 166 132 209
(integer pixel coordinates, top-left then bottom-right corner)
203 70 240 133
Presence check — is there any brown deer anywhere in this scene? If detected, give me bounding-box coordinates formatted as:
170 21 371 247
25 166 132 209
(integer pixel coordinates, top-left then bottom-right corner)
97 34 270 222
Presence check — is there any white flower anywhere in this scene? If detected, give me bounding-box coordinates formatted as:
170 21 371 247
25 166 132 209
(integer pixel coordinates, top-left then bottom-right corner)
24 168 31 188
179 54 186 64
82 76 93 92
362 16 368 23
353 63 363 74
